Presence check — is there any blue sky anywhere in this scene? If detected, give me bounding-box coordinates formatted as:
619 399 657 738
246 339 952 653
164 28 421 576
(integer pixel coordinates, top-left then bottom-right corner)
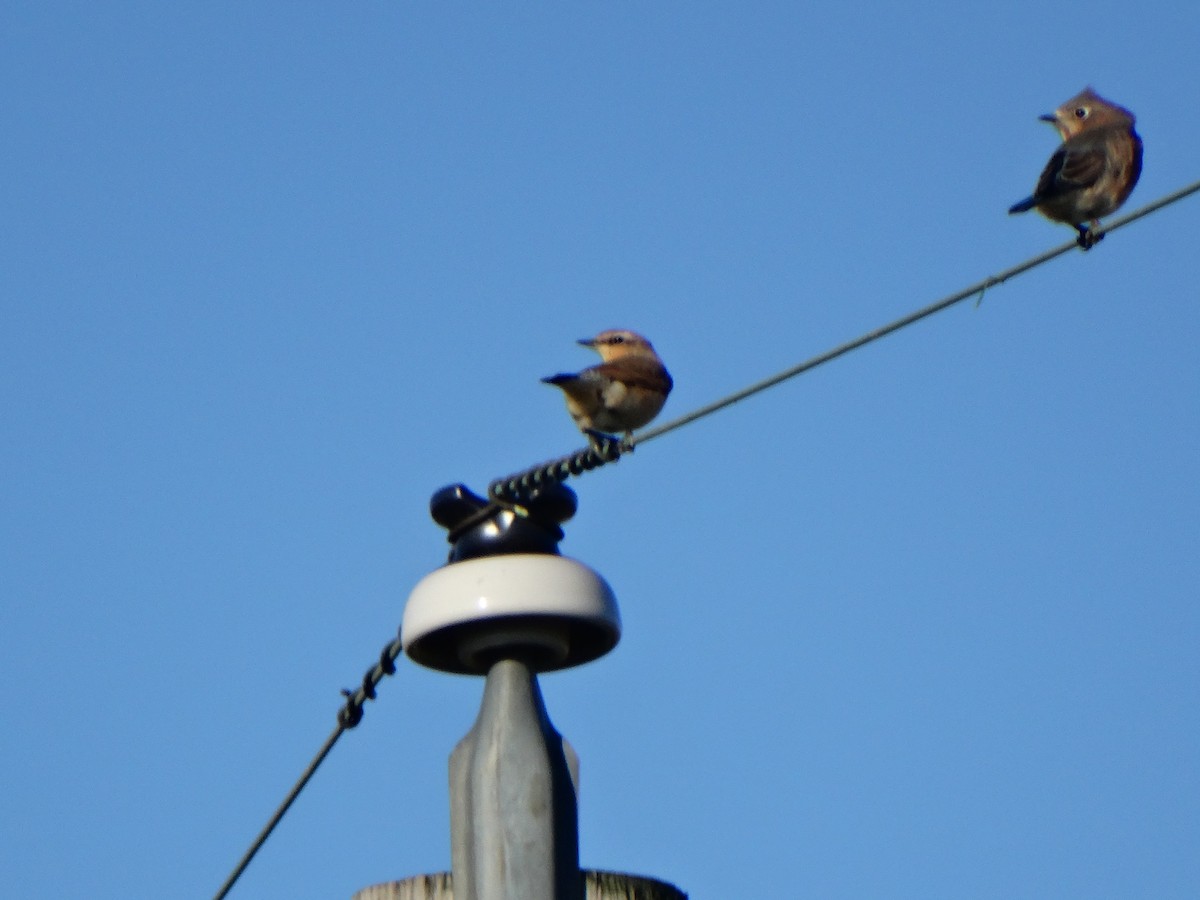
3 3 1198 898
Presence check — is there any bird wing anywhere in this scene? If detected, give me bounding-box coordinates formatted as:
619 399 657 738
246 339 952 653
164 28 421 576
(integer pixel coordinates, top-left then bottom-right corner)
592 358 673 395
1035 137 1107 200
1057 144 1108 188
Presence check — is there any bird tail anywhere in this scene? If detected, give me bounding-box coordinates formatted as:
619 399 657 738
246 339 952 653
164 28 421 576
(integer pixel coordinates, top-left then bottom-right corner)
541 373 578 387
1008 196 1037 214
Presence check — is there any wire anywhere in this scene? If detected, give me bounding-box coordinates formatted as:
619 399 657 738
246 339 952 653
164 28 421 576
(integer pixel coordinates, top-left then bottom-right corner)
212 636 404 900
489 437 624 504
638 177 1200 444
212 728 342 900
211 176 1199 898
494 177 1200 496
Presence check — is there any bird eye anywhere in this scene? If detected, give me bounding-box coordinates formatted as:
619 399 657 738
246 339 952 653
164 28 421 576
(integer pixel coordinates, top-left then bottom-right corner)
1073 106 1089 119
611 335 625 344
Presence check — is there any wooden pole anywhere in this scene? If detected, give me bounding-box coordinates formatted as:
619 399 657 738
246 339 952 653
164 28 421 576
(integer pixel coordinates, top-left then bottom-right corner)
352 870 686 900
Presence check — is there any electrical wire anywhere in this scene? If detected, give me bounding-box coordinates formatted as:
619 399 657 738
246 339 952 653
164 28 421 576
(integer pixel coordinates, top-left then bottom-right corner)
212 636 403 900
492 177 1200 500
212 176 1199 898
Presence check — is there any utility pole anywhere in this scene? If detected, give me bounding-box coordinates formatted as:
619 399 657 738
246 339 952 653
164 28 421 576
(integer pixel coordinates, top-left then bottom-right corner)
352 482 685 900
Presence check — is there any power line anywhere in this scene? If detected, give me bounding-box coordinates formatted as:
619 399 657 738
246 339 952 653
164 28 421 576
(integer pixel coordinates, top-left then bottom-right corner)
212 176 1199 897
212 636 404 900
491 177 1200 500
636 176 1200 447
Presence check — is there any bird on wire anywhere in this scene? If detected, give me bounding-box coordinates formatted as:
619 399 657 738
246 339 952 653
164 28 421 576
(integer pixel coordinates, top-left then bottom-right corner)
1009 87 1142 250
542 329 673 451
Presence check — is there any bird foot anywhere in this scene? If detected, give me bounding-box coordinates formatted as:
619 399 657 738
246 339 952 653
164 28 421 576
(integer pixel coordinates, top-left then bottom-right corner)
1075 224 1104 250
584 429 624 460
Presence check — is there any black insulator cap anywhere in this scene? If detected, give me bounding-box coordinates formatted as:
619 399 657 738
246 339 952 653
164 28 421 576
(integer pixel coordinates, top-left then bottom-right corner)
430 482 578 563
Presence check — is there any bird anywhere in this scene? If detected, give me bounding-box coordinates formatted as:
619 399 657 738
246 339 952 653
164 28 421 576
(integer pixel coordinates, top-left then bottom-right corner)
1008 87 1142 249
541 329 673 450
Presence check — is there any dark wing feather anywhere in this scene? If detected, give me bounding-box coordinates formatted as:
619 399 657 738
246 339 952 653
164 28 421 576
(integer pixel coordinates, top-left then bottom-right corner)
1057 144 1107 188
1033 136 1107 202
592 358 673 395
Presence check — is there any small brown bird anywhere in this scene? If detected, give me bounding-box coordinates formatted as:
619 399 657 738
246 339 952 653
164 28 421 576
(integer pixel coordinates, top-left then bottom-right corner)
1009 87 1142 249
542 329 673 448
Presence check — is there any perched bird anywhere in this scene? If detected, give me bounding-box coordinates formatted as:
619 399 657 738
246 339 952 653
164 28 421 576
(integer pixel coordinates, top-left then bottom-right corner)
1009 87 1142 249
542 329 673 449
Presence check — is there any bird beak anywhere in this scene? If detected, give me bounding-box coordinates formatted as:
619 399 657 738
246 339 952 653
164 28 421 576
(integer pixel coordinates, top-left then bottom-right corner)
577 338 596 348
1038 113 1057 123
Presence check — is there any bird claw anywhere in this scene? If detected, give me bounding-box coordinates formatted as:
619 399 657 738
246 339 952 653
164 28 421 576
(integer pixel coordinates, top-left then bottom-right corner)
584 429 624 460
1075 225 1104 250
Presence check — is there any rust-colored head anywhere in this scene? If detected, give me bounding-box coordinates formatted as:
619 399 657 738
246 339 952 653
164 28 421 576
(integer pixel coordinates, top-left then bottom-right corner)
1040 87 1136 141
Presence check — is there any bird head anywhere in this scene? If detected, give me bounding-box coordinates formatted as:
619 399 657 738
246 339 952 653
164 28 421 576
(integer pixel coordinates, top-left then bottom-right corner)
577 329 658 362
1041 87 1136 140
